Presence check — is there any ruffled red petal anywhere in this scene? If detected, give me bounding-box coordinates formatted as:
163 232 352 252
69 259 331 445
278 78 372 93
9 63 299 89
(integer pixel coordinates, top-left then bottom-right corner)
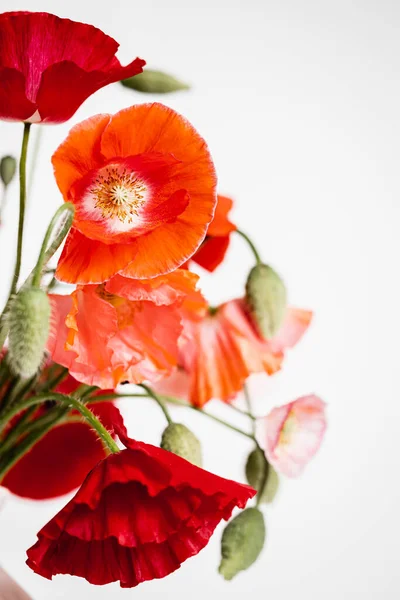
26 436 255 587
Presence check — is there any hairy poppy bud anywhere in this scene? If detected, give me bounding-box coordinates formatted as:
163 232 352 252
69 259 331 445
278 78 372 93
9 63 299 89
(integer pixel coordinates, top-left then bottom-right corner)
8 288 50 378
0 155 17 187
121 69 190 94
160 423 202 466
245 448 279 504
219 507 266 580
245 263 287 339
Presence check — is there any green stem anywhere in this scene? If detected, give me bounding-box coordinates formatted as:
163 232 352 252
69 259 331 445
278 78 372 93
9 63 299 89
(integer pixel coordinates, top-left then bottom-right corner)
8 122 31 298
139 384 173 424
242 384 269 506
243 383 257 435
228 402 256 420
32 203 74 288
0 186 8 225
164 396 255 440
0 392 119 453
236 229 262 264
0 407 66 480
86 392 148 403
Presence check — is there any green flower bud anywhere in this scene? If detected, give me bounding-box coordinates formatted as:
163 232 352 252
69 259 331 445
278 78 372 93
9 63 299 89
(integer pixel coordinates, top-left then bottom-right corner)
121 70 190 94
161 423 202 466
0 155 17 187
245 263 287 339
219 507 266 580
245 448 279 504
8 288 50 378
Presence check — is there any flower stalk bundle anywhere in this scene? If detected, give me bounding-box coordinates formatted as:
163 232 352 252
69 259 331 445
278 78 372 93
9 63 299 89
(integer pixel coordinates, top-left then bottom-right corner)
0 11 327 591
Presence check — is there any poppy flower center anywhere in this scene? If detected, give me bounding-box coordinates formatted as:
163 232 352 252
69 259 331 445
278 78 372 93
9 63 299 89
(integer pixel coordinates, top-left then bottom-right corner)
90 165 147 224
279 412 298 445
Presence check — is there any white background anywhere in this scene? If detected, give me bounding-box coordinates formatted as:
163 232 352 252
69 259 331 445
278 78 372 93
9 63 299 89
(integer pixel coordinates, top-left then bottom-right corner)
1 0 400 598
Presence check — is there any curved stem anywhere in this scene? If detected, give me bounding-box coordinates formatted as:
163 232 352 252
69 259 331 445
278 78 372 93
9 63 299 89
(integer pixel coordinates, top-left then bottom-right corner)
243 383 257 435
86 392 148 403
139 384 173 424
8 122 31 299
236 229 262 264
242 384 269 506
32 203 74 288
164 395 255 440
0 392 119 453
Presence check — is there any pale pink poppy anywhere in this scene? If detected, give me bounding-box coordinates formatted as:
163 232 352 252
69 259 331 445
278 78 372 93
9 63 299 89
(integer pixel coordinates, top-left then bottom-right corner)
260 395 327 477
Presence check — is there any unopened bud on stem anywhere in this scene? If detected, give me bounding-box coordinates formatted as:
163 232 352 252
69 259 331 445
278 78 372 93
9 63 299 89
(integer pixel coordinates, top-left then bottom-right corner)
8 288 50 378
245 447 279 504
245 263 287 339
0 155 17 187
161 423 202 466
219 507 266 580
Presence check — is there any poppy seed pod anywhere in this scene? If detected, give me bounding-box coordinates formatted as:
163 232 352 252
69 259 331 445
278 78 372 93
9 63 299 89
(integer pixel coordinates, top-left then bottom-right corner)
161 423 202 467
245 263 287 339
245 448 279 504
0 156 17 187
219 507 266 580
121 69 190 94
8 288 50 378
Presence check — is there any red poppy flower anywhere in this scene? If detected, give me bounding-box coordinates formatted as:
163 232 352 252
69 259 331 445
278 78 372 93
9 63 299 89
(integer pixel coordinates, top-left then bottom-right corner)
47 270 205 388
0 12 145 123
190 194 236 272
155 301 313 407
1 370 122 500
52 103 217 283
26 425 255 587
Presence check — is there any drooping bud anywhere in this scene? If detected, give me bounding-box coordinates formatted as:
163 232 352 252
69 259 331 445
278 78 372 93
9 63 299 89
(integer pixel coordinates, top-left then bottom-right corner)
245 263 287 339
121 70 190 94
7 288 50 378
161 423 202 466
245 448 279 504
219 507 266 580
0 155 17 187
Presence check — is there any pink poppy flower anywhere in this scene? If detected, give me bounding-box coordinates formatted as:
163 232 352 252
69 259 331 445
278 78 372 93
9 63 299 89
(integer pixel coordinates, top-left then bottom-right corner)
260 395 327 477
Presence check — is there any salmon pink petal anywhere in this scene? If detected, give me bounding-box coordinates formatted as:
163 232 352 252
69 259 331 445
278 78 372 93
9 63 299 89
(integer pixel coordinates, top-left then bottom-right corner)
153 368 191 401
260 395 327 477
269 308 313 352
181 299 282 407
55 228 137 284
108 302 182 384
105 270 201 306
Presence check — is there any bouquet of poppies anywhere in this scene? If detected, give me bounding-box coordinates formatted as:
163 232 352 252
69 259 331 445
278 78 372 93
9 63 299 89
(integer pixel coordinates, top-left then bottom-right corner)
0 11 327 591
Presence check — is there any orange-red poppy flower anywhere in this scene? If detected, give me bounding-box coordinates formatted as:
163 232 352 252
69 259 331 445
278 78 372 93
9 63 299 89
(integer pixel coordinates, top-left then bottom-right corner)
0 12 144 123
155 300 313 407
47 270 206 389
52 103 217 284
190 194 236 272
